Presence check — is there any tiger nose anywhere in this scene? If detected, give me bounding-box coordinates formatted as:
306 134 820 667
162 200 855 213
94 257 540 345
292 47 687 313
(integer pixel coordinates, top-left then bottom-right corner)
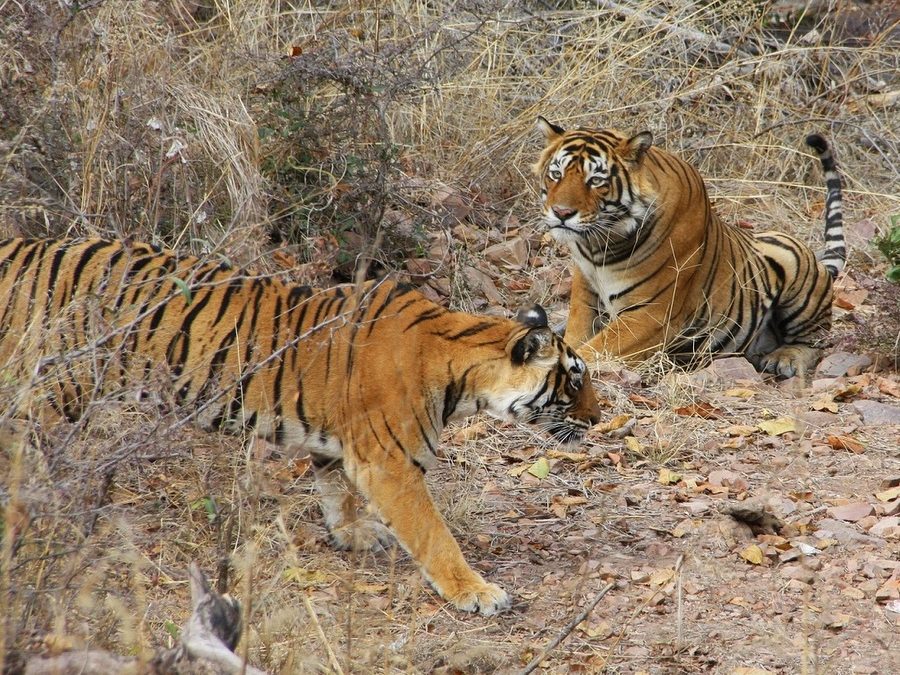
552 205 577 221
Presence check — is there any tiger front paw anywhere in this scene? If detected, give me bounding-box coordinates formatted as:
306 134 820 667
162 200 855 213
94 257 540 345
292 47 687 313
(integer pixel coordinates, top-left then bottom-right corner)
443 580 510 616
757 345 820 379
328 519 394 552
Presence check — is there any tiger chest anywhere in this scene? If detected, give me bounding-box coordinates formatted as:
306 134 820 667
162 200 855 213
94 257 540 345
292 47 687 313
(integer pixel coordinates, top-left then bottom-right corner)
571 253 631 321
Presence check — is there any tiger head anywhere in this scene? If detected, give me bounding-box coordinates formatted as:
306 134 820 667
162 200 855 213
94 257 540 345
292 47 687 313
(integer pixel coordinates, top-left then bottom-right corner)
471 304 601 444
533 117 655 247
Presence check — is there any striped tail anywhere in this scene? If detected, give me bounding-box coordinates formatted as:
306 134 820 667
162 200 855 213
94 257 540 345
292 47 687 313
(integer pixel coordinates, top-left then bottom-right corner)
805 133 845 278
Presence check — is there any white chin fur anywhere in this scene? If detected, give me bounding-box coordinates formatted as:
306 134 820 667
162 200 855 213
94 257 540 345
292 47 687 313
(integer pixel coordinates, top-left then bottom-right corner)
548 226 581 244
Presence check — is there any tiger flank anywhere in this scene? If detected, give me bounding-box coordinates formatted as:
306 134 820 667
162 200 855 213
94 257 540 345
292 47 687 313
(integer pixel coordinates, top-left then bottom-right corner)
534 118 845 378
0 237 601 615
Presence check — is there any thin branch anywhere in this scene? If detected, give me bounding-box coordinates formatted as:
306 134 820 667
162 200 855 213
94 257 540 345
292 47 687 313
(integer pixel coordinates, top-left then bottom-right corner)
518 581 616 675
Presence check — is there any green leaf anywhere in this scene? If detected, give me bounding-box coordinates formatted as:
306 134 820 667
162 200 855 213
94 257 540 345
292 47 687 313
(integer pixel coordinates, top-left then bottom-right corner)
163 619 180 640
526 456 550 479
171 277 192 305
886 265 900 283
190 497 217 522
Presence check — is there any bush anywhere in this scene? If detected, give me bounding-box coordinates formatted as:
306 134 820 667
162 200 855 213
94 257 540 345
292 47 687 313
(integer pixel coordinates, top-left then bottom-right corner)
876 215 900 283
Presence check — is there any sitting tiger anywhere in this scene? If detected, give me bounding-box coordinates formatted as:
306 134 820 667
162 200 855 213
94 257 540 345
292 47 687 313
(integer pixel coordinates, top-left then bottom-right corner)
0 237 601 615
534 118 845 377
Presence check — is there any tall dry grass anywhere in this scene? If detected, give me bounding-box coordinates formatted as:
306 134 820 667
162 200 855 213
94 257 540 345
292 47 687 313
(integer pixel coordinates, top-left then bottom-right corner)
1 0 898 672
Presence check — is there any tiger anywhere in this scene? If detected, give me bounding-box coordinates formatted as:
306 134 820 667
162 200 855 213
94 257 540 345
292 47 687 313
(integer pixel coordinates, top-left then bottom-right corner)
0 237 601 615
533 117 845 378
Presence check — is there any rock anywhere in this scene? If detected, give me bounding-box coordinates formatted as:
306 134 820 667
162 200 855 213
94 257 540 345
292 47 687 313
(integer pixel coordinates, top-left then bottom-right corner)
483 237 529 269
785 578 811 593
816 518 882 545
869 516 900 538
781 565 815 584
857 515 879 531
875 579 900 601
405 258 436 276
877 499 900 517
815 351 873 377
704 356 762 383
461 265 504 305
853 400 900 425
827 502 875 522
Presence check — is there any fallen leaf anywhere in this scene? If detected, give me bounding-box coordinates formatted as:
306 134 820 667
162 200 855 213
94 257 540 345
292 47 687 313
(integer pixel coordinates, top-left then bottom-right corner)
876 486 900 502
527 457 550 480
826 435 865 453
674 401 724 419
597 413 633 434
832 383 863 401
624 436 643 454
724 387 756 399
878 377 900 399
658 468 681 485
628 392 660 408
811 395 839 413
452 421 489 443
758 417 797 436
740 544 765 565
650 568 676 587
546 448 589 462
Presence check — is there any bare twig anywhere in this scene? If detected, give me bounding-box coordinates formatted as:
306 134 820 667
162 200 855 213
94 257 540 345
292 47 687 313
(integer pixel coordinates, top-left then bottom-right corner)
302 591 346 675
518 581 616 675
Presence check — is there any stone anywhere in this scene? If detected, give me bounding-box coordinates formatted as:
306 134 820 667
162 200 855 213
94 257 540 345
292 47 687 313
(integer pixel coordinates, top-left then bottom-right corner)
815 352 872 377
853 400 900 425
826 502 874 522
461 265 504 305
869 516 900 538
815 518 882 546
704 356 762 382
781 565 815 584
483 237 529 269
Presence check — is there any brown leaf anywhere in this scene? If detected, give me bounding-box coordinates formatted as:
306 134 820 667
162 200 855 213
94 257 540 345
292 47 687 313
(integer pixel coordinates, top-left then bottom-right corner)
628 392 660 408
596 413 633 434
546 448 589 462
674 401 724 419
878 377 900 399
826 434 865 453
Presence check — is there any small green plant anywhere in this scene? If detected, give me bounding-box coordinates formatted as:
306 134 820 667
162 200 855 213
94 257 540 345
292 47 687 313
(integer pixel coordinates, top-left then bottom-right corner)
875 215 900 283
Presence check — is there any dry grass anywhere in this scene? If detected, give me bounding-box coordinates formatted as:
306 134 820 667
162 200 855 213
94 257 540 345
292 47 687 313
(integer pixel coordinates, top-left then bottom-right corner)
2 0 899 673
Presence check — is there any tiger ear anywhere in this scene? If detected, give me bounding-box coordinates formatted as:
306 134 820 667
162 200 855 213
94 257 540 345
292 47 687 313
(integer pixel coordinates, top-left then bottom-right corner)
514 304 548 329
622 131 653 163
510 327 552 365
536 116 566 141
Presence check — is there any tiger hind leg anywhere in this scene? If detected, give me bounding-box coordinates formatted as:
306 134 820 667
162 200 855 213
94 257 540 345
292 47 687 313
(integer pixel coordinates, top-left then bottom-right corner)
310 455 394 552
756 344 821 379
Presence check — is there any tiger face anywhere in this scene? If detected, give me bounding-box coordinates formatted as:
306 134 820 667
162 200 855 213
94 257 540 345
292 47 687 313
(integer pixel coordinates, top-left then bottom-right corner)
476 305 599 444
534 117 655 247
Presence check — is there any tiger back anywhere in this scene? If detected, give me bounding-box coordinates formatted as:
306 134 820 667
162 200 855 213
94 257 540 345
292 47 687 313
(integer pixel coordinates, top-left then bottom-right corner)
533 118 845 377
0 237 601 615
